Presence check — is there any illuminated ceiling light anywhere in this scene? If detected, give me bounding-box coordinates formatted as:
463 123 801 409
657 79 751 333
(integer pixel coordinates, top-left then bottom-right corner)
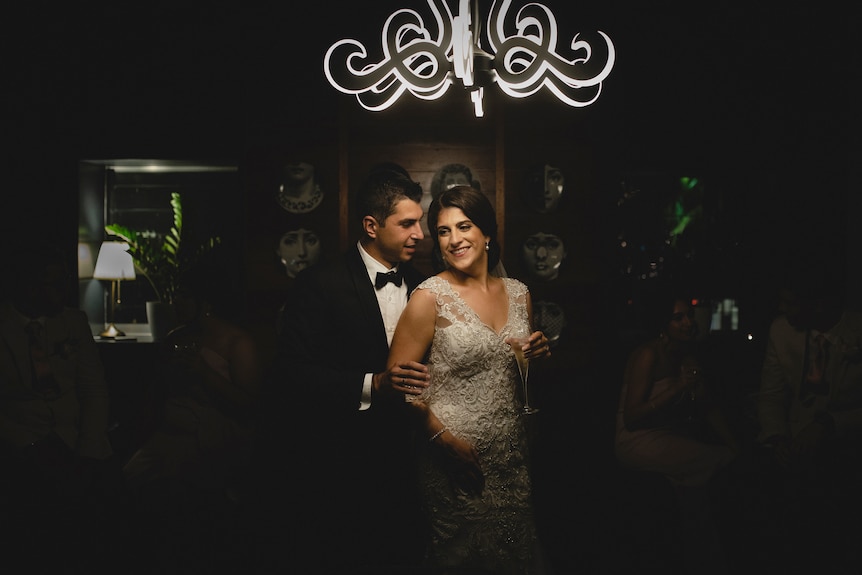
324 0 615 117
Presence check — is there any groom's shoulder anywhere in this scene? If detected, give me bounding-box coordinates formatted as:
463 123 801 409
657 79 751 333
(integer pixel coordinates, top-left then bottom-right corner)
294 248 358 285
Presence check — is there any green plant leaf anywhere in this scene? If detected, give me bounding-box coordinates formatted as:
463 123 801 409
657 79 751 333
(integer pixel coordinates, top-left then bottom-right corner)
104 192 221 304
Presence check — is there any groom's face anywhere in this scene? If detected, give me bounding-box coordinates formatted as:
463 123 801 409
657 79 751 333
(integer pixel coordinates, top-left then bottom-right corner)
374 198 424 266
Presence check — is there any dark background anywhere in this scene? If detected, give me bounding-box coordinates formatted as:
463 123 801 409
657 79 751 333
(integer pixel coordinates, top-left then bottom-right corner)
3 2 857 571
7 1 854 281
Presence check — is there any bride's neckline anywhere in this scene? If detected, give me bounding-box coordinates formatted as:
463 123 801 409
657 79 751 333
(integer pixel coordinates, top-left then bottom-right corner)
435 275 510 336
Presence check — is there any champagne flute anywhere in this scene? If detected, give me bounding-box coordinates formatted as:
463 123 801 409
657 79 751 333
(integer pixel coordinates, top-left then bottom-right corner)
508 337 539 415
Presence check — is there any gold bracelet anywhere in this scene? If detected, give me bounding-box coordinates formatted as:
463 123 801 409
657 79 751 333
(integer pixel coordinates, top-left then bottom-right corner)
429 427 448 442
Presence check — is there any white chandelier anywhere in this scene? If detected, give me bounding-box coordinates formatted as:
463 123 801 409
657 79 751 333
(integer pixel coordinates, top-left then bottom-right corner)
324 0 615 117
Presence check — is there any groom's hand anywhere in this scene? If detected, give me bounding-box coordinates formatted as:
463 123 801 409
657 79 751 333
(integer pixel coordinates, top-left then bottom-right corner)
376 361 430 397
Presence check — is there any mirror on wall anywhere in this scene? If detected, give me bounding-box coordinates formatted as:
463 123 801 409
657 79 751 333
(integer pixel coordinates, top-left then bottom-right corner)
78 160 240 337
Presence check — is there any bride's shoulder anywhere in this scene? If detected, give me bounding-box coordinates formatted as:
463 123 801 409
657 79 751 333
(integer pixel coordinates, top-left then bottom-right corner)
415 275 454 297
501 276 528 295
418 275 447 289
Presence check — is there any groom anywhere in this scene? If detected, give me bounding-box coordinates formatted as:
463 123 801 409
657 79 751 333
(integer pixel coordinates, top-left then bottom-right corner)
264 164 431 572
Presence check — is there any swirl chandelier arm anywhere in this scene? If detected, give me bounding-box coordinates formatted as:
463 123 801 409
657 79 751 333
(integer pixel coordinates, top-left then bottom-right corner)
323 0 615 116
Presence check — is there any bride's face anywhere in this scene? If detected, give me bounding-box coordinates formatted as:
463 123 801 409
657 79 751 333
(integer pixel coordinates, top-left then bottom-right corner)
435 207 489 273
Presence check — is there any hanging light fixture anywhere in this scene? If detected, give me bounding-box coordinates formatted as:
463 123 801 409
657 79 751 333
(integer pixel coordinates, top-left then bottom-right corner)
324 0 615 117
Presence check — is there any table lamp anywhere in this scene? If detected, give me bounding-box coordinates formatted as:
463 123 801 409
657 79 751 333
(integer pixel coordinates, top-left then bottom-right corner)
93 241 136 338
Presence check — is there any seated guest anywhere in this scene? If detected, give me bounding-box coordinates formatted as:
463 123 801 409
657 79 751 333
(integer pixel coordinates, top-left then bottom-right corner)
756 236 862 572
0 243 126 572
615 286 739 575
123 263 261 572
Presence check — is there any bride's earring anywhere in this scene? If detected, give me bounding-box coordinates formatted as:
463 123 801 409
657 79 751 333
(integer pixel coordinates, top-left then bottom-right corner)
439 249 450 268
485 241 489 251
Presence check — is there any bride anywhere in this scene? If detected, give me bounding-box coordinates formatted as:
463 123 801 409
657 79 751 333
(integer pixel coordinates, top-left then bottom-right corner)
387 185 552 574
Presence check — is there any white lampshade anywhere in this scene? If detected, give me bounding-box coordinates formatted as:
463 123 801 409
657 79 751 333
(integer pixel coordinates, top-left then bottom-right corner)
93 241 136 280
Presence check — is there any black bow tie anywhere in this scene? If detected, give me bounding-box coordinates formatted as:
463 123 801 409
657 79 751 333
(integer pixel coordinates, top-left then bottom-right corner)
375 269 403 289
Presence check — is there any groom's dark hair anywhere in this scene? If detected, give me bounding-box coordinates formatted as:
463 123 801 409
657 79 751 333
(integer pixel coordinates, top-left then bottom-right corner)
354 165 423 227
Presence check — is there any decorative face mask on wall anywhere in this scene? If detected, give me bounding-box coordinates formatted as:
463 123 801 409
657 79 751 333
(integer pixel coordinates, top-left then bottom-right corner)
277 228 321 278
521 232 567 282
522 163 565 213
277 161 323 214
533 300 567 347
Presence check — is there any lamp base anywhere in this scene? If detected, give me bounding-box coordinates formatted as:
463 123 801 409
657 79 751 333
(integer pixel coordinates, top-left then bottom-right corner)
99 323 126 338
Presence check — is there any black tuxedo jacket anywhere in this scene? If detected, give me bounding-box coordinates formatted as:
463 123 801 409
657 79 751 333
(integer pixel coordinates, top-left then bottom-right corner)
275 245 425 415
269 244 428 568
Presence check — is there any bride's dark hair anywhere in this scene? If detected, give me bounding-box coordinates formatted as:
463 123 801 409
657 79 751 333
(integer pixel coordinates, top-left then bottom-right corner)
428 185 500 272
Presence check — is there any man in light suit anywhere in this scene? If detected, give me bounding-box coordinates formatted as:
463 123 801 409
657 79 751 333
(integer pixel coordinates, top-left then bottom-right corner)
756 239 862 571
263 165 431 573
0 243 120 571
758 244 862 467
758 298 862 458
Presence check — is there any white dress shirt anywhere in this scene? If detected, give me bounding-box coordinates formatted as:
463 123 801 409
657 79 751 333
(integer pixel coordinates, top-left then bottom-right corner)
357 241 408 410
759 311 862 441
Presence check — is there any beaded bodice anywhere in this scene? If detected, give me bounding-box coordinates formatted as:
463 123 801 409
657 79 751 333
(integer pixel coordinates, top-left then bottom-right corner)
413 276 542 574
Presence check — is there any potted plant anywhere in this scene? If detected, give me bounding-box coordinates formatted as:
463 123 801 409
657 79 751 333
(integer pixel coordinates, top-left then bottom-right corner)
105 192 221 338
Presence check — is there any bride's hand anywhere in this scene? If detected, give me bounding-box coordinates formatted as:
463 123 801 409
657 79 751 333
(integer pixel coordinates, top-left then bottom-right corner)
433 432 484 496
523 331 551 360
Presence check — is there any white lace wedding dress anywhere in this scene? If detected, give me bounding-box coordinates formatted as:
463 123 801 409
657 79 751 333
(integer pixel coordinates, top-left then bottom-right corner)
412 276 548 574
